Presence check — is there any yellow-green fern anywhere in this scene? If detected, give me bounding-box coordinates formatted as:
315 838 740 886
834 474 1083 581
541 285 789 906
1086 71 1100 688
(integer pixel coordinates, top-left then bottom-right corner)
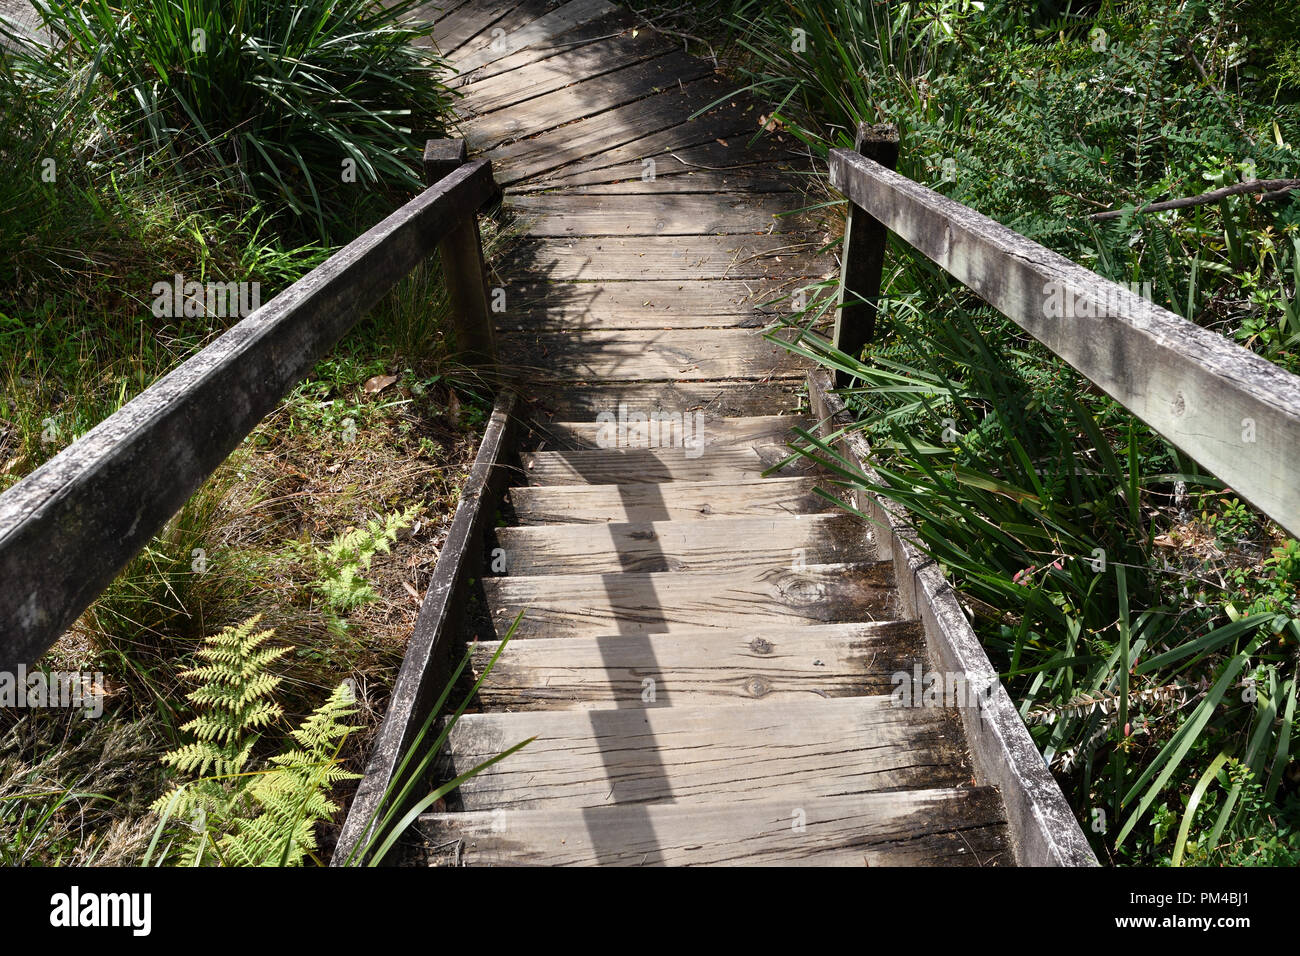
149 617 359 866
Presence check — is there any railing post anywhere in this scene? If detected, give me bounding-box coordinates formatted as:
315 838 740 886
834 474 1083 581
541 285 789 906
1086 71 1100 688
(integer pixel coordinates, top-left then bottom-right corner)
424 138 498 373
833 122 898 388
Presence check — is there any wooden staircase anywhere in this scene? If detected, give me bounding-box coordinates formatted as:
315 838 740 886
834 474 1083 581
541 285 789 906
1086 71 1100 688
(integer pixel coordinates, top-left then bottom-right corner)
398 0 1018 865
416 410 1010 865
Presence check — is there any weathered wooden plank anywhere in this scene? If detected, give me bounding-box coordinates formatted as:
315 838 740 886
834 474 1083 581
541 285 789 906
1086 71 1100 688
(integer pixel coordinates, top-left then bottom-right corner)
417 0 475 24
503 191 817 236
509 475 838 525
831 148 1300 538
500 328 806 382
437 695 971 808
498 235 832 280
452 0 619 77
466 51 713 149
520 442 814 485
419 787 1010 865
519 139 807 192
833 124 897 387
459 24 673 115
482 560 898 638
426 141 497 367
807 368 1096 867
0 161 498 669
519 124 790 191
469 620 923 710
433 0 525 53
523 169 798 195
491 279 800 331
332 391 520 866
520 381 802 419
495 512 869 574
450 8 636 86
487 75 756 184
537 412 807 449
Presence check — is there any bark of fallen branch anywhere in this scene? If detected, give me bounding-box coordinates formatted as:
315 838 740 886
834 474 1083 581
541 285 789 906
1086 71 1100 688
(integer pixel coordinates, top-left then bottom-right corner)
1089 178 1300 221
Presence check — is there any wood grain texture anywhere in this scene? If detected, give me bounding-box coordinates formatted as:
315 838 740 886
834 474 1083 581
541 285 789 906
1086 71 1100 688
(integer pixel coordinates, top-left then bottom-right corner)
517 139 808 192
418 787 1009 865
494 512 870 574
523 168 797 195
487 75 762 184
498 235 832 280
833 124 897 386
831 148 1300 538
503 191 817 236
491 279 799 331
452 0 619 77
508 475 839 525
499 327 807 381
437 696 973 809
433 0 524 53
0 161 497 668
450 8 636 86
466 51 714 149
469 620 924 710
458 22 672 114
520 381 803 419
520 442 814 485
482 561 898 638
537 412 808 449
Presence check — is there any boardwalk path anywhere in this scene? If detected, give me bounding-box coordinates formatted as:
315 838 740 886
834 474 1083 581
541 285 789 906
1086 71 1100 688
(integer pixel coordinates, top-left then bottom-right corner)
416 0 1012 865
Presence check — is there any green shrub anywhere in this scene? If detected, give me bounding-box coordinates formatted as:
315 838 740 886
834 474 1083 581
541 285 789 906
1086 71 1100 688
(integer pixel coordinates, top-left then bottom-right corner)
738 0 1300 864
4 0 454 239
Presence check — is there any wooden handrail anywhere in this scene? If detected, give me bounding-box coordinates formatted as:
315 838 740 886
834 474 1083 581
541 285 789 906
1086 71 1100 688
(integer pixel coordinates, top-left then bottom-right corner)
0 154 498 668
829 142 1300 539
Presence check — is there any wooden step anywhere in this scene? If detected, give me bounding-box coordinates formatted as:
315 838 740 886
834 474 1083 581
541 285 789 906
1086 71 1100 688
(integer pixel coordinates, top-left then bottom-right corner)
503 191 819 236
466 51 715 149
522 381 803 419
451 7 637 86
499 234 832 280
495 279 795 332
457 13 669 107
509 476 838 525
522 137 807 192
501 328 805 382
482 561 897 638
535 413 809 450
418 787 1009 866
436 696 973 810
530 167 798 195
488 74 761 185
470 620 924 710
494 512 869 574
451 0 621 78
520 444 814 485
433 0 521 53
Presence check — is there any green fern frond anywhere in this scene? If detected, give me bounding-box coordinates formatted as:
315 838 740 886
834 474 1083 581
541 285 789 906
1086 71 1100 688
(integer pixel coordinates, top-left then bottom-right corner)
307 505 420 612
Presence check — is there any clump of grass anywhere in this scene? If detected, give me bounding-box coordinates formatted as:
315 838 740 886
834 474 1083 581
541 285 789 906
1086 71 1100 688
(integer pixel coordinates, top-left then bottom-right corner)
4 0 454 240
0 709 165 866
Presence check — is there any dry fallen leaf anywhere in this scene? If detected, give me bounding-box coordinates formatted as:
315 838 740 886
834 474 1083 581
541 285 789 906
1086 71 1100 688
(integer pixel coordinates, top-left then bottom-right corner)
402 580 421 603
715 138 728 147
363 373 398 395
